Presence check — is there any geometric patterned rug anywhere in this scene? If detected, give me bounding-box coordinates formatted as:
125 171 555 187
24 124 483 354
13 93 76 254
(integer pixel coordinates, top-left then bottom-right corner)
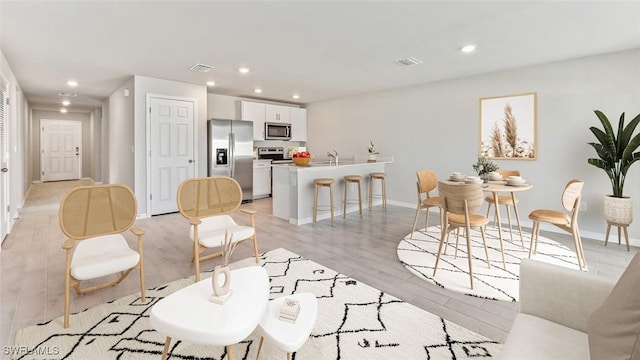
398 226 583 302
13 248 502 359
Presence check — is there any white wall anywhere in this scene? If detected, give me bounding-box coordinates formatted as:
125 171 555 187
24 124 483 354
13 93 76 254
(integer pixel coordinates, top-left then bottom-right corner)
307 49 640 240
31 110 93 181
133 76 207 216
107 78 135 187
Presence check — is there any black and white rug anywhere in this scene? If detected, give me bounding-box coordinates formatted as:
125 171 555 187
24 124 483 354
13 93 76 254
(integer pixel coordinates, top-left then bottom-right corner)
398 226 583 302
14 248 501 359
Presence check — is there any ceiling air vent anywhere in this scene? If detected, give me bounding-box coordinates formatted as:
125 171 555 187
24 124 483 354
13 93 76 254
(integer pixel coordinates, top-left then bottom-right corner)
57 91 78 97
395 57 423 66
189 63 215 72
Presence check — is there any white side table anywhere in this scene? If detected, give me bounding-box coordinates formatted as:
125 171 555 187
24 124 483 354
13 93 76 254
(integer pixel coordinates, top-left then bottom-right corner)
256 292 318 360
150 266 269 360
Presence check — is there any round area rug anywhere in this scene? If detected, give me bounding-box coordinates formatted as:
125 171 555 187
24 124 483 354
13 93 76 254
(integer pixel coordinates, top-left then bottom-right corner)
397 226 584 302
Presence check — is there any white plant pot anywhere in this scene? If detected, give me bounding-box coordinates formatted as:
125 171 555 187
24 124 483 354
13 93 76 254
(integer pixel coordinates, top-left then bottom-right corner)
367 154 377 162
603 195 633 225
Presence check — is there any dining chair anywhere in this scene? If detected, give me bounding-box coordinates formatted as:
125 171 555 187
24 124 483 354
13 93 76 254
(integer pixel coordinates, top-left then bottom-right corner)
433 181 497 290
528 179 586 270
485 169 525 248
177 176 259 282
410 170 440 239
60 184 146 328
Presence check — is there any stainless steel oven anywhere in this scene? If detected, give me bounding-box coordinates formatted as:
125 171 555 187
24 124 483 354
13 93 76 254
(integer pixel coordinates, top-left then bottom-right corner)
265 122 291 140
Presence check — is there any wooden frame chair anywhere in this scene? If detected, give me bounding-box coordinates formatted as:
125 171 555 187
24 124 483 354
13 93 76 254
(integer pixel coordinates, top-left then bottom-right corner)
433 181 497 289
485 169 525 248
528 179 586 270
410 170 440 239
177 176 259 282
60 184 145 328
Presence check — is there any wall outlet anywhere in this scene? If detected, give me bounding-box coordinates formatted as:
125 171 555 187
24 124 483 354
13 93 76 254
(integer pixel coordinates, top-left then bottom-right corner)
580 201 588 212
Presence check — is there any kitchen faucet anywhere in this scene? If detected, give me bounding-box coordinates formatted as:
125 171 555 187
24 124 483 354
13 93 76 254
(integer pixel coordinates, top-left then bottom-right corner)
327 150 339 165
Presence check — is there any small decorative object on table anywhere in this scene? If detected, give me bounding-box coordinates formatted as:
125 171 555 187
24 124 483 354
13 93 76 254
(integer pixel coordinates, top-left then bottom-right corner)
368 140 380 162
292 151 311 166
472 156 499 182
279 297 301 323
210 231 238 304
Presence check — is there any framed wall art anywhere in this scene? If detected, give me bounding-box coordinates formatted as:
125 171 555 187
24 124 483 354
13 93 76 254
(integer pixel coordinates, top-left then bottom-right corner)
479 92 537 160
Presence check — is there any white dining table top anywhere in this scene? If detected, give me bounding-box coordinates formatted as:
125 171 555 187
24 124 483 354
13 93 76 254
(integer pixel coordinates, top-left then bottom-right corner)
443 179 533 192
149 266 269 346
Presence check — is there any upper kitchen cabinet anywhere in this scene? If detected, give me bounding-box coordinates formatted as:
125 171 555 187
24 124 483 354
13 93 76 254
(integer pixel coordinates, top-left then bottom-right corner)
290 107 307 142
265 104 290 123
240 101 266 140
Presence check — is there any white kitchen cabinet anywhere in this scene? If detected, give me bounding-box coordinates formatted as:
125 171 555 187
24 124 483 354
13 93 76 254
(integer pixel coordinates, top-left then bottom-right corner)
265 104 290 124
253 160 272 199
290 107 307 142
240 101 266 140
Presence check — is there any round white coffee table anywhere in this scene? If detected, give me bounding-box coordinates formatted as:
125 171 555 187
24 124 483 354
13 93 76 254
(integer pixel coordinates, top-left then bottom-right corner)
150 266 269 360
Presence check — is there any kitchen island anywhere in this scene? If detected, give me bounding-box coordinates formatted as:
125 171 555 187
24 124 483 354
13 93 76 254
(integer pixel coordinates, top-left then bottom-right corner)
272 158 393 225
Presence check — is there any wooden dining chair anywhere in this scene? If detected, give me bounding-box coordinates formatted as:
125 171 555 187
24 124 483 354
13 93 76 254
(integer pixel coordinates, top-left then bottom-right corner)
60 184 146 328
485 169 524 248
433 181 498 290
410 170 440 239
177 176 259 282
528 179 586 270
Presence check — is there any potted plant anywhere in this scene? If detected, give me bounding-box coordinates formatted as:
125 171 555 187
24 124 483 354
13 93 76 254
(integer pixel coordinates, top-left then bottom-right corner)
587 110 640 225
472 156 499 182
368 140 379 162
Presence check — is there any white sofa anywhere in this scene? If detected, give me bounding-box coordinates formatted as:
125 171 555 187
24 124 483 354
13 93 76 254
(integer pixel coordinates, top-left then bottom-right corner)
499 259 615 360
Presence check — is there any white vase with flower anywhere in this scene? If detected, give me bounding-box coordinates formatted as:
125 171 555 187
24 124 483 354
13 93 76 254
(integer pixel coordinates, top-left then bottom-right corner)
210 231 238 304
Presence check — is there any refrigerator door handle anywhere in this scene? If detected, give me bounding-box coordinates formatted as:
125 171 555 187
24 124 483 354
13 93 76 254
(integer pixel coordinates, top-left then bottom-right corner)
229 132 235 177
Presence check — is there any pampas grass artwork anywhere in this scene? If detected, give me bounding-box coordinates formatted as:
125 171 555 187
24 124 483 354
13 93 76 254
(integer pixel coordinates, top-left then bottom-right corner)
480 93 536 159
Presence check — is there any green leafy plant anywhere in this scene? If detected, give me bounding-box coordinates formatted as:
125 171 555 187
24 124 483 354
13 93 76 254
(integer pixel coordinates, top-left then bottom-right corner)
587 110 640 198
472 156 499 176
368 140 379 155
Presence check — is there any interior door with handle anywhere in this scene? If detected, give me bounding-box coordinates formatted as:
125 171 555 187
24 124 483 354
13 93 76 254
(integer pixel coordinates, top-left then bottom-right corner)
40 119 82 182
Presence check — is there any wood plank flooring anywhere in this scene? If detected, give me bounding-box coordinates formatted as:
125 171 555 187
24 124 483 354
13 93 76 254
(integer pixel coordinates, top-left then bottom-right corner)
1 180 636 354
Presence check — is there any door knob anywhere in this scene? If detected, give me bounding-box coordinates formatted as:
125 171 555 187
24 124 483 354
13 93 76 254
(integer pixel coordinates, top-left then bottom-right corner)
188 159 194 163
1 168 7 172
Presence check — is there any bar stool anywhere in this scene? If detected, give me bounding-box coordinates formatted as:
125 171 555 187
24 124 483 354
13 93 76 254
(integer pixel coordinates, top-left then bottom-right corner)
313 178 335 226
343 175 363 218
368 172 387 210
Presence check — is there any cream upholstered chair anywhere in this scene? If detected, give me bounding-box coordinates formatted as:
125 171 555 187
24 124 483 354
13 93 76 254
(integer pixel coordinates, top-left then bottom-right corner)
177 176 259 282
433 181 498 289
410 170 440 239
60 184 146 328
485 169 524 247
528 179 586 270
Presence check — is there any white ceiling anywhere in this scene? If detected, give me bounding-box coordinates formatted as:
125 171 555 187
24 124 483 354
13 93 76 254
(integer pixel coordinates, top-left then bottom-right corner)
1 1 639 113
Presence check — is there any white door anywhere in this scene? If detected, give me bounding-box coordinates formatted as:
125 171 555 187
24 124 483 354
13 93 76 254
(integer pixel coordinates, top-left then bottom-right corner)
0 78 8 244
150 97 195 215
40 119 81 182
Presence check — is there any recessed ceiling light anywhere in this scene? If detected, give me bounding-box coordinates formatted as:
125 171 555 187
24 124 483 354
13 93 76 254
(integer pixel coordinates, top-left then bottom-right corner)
206 81 216 87
239 67 250 74
61 100 70 106
66 80 78 87
292 94 300 99
254 88 262 94
461 44 477 53
60 108 68 113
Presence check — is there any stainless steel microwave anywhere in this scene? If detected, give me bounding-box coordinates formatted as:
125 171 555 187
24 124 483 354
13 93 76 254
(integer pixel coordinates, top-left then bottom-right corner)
265 122 291 140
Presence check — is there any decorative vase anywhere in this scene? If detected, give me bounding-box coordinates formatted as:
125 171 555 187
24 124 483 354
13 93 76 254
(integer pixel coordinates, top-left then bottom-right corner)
212 265 231 297
603 196 633 225
368 154 377 162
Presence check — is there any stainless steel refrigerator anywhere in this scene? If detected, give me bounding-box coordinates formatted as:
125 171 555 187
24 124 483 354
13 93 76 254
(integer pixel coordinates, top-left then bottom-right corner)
207 119 253 202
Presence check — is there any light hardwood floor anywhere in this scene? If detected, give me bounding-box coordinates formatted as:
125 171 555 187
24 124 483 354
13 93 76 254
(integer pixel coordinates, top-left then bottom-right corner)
1 180 636 353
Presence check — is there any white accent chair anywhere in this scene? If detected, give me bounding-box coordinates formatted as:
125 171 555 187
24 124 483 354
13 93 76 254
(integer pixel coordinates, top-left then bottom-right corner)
60 184 146 328
177 176 259 282
499 259 615 359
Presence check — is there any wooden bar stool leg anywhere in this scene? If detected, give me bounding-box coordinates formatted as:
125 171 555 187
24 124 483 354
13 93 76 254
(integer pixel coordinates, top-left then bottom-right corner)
313 184 319 226
343 179 348 219
381 176 387 209
329 184 335 226
368 177 373 210
357 180 363 217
